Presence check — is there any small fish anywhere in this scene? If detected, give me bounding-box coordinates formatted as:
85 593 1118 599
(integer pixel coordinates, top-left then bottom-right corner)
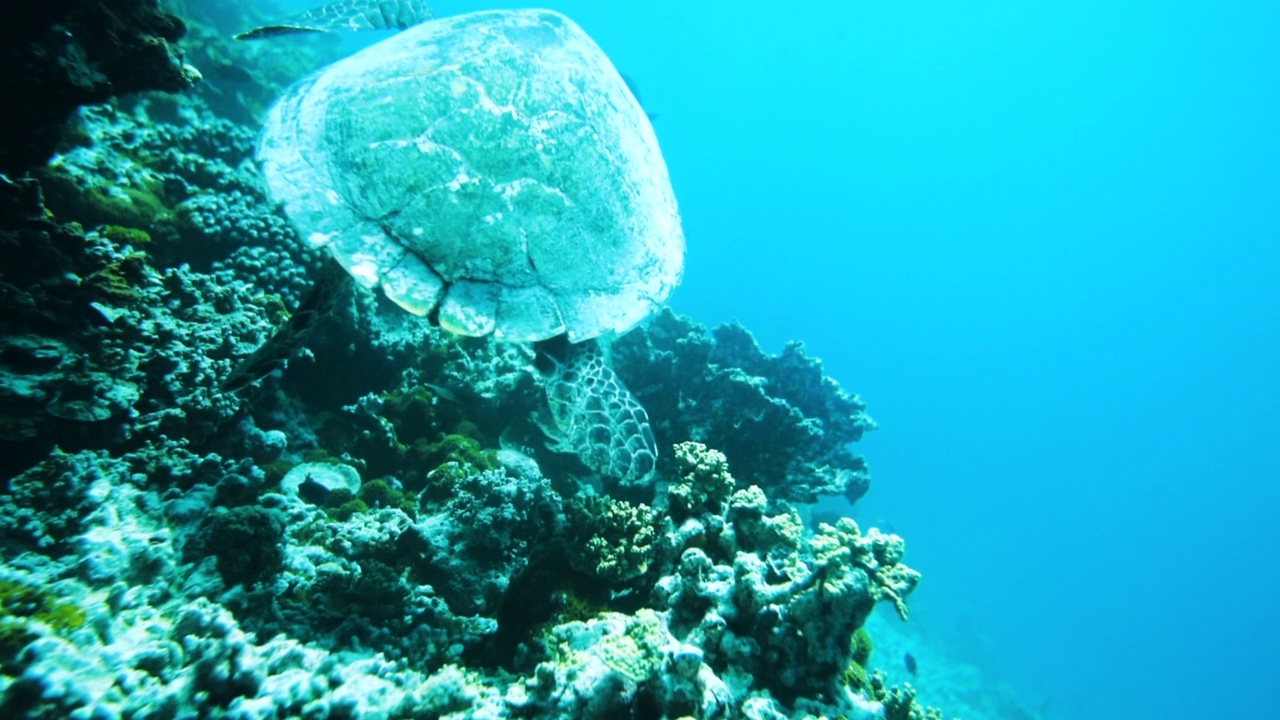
235 0 434 40
221 265 350 393
870 518 897 535
419 382 462 404
235 2 664 123
904 652 918 677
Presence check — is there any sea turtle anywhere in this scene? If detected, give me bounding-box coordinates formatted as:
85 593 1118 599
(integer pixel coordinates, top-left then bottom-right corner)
230 6 684 489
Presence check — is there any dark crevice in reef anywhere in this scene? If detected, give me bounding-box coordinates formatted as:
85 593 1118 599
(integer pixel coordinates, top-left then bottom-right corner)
489 549 609 670
0 0 199 171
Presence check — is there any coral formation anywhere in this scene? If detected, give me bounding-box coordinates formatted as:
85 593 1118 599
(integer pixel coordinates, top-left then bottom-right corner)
614 309 878 504
565 493 658 584
0 0 200 170
652 442 919 710
0 5 956 718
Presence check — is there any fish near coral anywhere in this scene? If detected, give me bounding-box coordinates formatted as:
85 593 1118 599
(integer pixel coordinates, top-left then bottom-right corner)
234 0 435 40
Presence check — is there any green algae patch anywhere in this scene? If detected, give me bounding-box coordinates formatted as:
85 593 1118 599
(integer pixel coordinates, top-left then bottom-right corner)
381 386 440 442
359 478 413 514
36 165 175 232
412 433 500 498
81 250 153 301
97 225 152 247
0 577 86 659
842 627 875 692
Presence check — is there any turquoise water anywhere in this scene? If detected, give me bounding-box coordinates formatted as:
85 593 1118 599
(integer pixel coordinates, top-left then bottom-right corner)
513 1 1280 716
6 1 1276 717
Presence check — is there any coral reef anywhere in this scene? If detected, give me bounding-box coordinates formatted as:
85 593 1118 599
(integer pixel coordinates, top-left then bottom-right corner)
0 6 957 717
652 442 918 710
0 174 276 471
0 0 200 171
614 309 878 504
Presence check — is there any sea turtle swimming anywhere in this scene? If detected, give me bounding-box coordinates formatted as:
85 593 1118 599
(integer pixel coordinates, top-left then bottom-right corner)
228 5 683 489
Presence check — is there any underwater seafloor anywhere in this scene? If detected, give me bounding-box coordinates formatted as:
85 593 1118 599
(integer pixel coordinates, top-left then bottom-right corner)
0 2 1038 719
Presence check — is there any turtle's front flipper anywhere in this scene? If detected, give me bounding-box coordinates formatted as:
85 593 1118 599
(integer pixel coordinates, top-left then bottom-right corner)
235 0 434 40
539 337 658 489
221 264 351 393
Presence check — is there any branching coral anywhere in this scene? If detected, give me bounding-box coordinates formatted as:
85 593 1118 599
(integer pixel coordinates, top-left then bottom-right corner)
565 494 658 584
669 441 737 521
650 442 923 711
813 518 922 621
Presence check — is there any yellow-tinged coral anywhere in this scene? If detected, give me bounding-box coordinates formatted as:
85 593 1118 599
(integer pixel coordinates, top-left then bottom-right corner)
870 670 946 720
0 576 85 656
670 441 737 519
815 518 921 621
728 485 806 555
567 494 657 583
557 610 671 683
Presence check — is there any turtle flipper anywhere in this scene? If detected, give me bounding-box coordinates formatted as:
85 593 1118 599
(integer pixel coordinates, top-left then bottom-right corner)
235 0 434 40
221 264 351 393
540 338 658 489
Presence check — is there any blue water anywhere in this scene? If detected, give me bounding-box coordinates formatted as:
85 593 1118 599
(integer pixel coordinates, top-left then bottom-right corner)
291 1 1280 716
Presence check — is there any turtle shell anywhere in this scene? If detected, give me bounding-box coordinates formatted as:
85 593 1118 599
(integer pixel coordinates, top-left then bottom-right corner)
257 9 684 342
